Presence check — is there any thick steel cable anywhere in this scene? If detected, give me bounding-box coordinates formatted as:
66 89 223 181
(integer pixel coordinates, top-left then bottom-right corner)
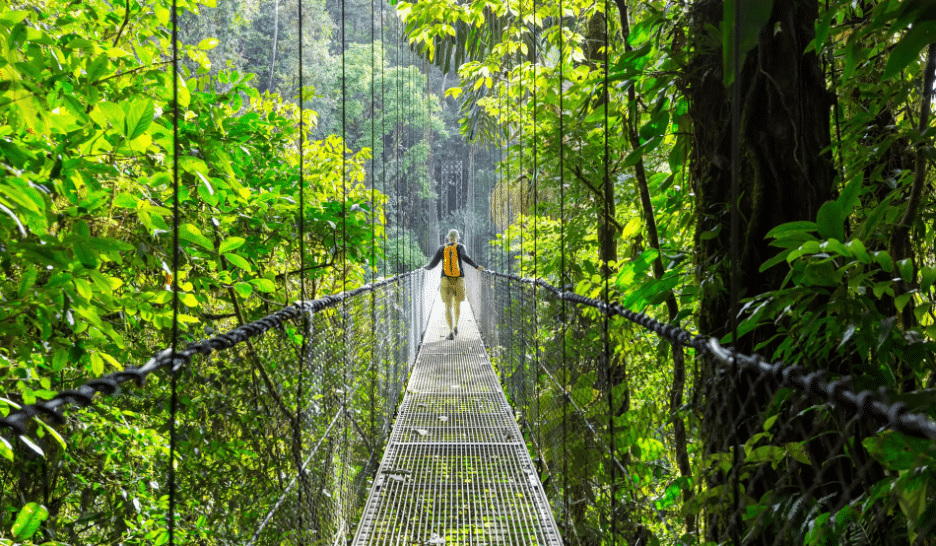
168 0 180 541
477 269 936 441
0 272 423 436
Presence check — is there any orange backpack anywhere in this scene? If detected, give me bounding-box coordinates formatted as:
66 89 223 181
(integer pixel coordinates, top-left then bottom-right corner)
443 244 460 277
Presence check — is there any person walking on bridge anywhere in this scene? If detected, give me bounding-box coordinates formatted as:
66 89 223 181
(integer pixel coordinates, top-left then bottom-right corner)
424 229 484 340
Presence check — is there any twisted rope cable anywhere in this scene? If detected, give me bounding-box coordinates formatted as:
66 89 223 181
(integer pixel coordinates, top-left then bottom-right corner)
0 270 423 439
480 269 936 441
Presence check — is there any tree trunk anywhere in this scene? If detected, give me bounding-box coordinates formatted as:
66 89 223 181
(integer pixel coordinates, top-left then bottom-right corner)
582 11 617 272
686 0 835 541
268 0 279 92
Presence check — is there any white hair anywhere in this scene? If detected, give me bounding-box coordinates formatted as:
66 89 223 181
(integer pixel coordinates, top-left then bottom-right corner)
447 229 460 242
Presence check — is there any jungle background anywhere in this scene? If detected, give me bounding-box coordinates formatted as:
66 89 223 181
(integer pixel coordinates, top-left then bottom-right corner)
1 0 935 544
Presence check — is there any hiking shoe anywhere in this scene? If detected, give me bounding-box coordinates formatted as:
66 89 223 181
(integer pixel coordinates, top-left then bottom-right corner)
454 327 458 335
446 332 454 340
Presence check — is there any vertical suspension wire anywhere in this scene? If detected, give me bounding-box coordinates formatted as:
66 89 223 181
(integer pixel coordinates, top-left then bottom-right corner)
503 7 513 384
395 18 402 274
296 0 307 539
168 0 180 542
339 0 351 532
380 0 387 279
602 0 614 542
729 0 742 541
425 58 430 255
531 0 542 479
369 0 377 455
558 0 569 529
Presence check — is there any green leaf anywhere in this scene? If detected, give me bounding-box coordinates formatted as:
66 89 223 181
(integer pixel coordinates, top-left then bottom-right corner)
249 278 275 293
846 239 870 264
816 201 845 241
233 282 253 299
873 251 894 273
819 239 850 257
636 437 665 461
0 436 12 461
921 266 936 292
873 280 893 299
895 293 913 313
837 174 862 215
12 503 49 540
883 22 936 80
766 221 817 239
700 222 722 241
176 74 190 109
198 38 219 50
897 259 914 283
914 302 932 323
90 353 104 376
223 252 253 271
760 248 792 272
784 442 811 465
863 430 936 471
178 224 214 250
73 278 93 300
123 100 155 141
113 193 139 208
763 415 779 431
218 237 245 254
98 102 125 131
0 11 29 26
35 419 67 451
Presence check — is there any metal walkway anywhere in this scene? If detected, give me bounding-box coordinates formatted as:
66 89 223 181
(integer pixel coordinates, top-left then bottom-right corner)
352 295 563 546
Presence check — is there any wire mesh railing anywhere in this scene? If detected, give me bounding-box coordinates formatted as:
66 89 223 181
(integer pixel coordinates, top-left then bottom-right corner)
467 267 936 546
0 269 438 545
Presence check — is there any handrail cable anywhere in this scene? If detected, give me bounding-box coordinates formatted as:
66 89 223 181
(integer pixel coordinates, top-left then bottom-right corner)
0 272 423 437
479 269 936 441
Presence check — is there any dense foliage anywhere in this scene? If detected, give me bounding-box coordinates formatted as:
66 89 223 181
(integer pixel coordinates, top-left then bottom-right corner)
0 0 448 543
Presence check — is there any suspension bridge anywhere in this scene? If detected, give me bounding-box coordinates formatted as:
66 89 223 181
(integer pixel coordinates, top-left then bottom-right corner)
3 264 936 545
3 0 936 544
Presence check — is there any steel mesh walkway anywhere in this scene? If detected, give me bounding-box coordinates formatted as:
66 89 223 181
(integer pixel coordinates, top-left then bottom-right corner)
351 295 563 546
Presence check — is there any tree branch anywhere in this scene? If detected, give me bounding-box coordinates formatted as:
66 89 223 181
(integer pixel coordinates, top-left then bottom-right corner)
568 166 624 232
112 0 131 47
890 42 936 335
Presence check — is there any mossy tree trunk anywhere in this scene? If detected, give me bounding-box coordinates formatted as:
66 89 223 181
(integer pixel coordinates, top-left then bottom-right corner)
685 0 835 541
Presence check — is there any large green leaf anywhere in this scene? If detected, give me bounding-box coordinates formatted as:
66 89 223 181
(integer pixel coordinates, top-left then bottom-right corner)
12 503 48 540
178 223 214 250
863 431 936 471
816 201 845 241
882 22 936 80
123 99 155 141
218 237 246 253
